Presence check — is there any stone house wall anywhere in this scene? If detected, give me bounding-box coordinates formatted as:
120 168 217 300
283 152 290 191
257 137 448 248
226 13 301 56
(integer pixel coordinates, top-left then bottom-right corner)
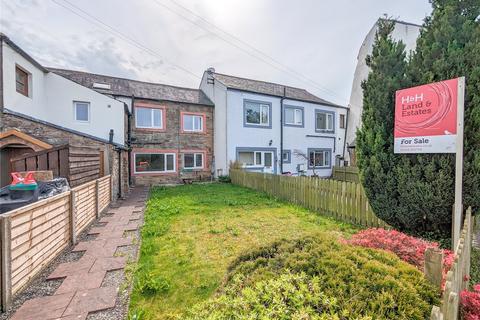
131 99 214 186
0 112 129 198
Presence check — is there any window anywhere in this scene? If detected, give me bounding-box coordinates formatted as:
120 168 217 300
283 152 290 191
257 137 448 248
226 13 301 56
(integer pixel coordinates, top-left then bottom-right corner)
282 150 291 163
184 153 203 169
74 101 90 122
244 100 271 127
284 107 303 126
182 114 204 132
315 110 334 132
134 153 175 173
308 149 331 168
15 66 29 96
136 107 163 129
237 151 274 167
340 114 346 129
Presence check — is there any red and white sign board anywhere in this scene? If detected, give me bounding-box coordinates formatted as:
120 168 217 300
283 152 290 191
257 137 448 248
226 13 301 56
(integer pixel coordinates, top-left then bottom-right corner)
394 78 459 153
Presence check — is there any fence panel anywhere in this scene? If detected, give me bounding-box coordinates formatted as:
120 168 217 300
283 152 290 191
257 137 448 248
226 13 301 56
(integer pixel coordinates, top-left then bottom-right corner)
430 207 474 320
0 175 112 312
230 170 386 228
332 166 359 183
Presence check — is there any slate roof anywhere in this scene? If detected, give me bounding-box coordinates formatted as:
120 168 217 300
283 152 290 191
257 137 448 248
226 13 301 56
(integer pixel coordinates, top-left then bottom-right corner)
212 72 344 108
49 68 214 106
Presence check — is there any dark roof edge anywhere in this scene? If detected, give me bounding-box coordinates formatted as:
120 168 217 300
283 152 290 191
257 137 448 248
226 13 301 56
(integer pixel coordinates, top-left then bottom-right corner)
3 108 127 149
213 72 308 92
379 18 422 28
127 95 214 107
226 88 347 109
48 67 205 94
0 34 48 73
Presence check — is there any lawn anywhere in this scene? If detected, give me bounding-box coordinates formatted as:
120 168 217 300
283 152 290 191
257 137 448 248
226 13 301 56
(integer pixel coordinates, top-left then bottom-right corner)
128 183 358 319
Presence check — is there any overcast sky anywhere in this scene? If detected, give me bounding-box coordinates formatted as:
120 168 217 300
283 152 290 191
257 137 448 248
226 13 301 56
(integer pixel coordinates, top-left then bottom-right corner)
1 0 432 105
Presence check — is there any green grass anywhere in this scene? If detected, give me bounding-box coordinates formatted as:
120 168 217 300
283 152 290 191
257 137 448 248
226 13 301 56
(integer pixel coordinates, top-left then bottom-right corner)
128 183 357 319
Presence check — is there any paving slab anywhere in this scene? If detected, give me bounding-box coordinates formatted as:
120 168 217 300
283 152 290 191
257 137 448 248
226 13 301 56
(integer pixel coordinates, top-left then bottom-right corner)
48 255 96 280
10 292 75 320
55 271 106 294
63 287 117 316
89 256 127 273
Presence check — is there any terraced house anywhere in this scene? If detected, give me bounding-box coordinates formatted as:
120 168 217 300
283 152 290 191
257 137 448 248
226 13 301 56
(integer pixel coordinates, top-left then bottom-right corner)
200 68 348 177
51 69 215 185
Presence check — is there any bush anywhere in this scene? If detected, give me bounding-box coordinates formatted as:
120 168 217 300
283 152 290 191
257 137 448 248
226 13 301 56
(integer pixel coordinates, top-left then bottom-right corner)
460 284 480 320
345 228 454 273
184 236 439 319
217 175 231 183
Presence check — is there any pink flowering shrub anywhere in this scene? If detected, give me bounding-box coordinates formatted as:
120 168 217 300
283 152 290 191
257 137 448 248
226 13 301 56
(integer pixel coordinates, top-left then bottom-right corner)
346 228 454 287
461 284 480 320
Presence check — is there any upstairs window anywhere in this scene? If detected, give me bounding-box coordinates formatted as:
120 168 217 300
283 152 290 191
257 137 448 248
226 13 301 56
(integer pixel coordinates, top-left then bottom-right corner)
182 114 204 132
136 107 163 129
315 110 334 132
340 114 346 129
74 101 90 122
308 149 331 168
244 100 271 127
284 107 303 126
15 66 29 97
184 153 204 169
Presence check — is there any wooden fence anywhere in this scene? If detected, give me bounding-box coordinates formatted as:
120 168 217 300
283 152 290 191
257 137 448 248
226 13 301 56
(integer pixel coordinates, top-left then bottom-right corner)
230 170 388 228
10 145 104 187
332 166 359 183
430 207 474 320
0 175 112 311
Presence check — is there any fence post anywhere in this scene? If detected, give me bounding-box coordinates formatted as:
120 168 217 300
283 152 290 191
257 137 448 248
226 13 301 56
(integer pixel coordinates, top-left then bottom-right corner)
1 216 12 311
424 248 444 290
96 179 100 218
69 190 77 245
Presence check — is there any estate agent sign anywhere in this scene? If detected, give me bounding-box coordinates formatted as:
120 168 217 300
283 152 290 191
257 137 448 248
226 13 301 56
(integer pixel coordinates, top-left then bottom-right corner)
394 78 459 154
394 77 465 249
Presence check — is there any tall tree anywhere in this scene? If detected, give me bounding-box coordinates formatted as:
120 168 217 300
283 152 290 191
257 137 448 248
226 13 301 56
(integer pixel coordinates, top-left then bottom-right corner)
357 1 480 237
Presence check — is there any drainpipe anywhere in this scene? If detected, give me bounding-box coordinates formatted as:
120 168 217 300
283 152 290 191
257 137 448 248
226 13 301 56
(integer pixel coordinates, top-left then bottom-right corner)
127 96 134 185
343 107 350 165
280 87 286 174
117 148 122 198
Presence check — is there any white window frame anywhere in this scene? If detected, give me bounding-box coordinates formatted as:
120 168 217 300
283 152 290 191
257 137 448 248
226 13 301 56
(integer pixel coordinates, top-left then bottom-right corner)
244 100 271 127
134 153 176 174
182 114 203 132
183 152 204 169
284 107 303 126
315 110 334 132
135 107 163 129
73 101 90 123
308 150 331 168
238 151 274 167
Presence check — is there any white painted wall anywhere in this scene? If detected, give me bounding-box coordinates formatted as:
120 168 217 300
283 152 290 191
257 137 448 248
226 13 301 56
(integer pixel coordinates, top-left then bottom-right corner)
346 20 421 162
200 72 228 176
2 42 125 146
283 99 346 177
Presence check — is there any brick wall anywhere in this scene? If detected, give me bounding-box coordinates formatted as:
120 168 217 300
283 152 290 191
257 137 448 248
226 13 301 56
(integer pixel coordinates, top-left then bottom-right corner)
0 112 129 197
131 99 214 185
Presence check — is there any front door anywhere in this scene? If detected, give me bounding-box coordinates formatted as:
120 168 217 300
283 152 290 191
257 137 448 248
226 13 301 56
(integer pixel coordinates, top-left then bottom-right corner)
263 152 274 174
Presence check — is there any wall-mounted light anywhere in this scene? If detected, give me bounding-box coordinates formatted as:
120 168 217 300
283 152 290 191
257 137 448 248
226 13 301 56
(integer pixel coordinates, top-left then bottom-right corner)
269 140 273 146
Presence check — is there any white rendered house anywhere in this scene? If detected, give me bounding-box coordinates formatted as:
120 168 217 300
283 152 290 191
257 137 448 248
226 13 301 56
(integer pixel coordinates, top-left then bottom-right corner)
345 19 421 164
200 69 347 177
1 34 126 147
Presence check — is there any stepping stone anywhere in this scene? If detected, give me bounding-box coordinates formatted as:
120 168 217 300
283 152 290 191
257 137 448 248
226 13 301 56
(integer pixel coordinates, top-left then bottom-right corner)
11 292 75 320
89 256 127 273
48 255 96 280
63 287 118 316
56 314 88 320
55 271 106 294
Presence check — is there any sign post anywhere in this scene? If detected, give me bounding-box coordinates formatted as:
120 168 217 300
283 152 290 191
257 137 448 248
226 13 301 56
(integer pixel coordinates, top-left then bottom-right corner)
394 77 465 250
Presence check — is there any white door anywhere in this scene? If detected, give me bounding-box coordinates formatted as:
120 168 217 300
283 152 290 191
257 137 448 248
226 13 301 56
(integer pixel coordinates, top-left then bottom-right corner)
263 152 274 174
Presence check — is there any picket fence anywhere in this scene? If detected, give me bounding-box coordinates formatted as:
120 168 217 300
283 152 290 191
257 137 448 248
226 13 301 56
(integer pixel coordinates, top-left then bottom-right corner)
0 175 112 311
430 207 474 320
230 170 388 228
